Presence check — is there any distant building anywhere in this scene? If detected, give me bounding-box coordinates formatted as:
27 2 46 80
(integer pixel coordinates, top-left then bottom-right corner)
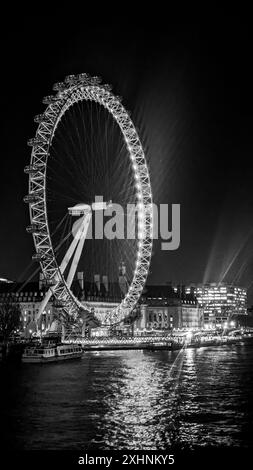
183 283 247 327
0 282 53 337
0 280 203 337
135 285 203 332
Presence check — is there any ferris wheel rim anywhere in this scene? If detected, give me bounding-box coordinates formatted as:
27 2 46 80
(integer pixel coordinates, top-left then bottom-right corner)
25 74 153 326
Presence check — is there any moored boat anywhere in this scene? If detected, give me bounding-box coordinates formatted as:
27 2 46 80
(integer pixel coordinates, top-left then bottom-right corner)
22 343 83 363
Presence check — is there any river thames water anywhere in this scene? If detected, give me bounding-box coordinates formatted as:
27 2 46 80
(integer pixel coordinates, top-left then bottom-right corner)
0 343 253 451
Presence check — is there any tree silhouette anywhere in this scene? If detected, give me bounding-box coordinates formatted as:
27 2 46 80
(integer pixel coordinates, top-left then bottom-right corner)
0 298 21 343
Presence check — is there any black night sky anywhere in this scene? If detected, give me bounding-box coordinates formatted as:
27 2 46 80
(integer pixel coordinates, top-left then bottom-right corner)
1 17 253 301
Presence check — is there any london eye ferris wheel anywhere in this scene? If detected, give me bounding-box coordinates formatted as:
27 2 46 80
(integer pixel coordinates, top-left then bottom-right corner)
24 73 153 327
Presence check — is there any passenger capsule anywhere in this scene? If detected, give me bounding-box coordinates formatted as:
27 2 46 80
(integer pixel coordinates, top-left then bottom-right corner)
26 224 42 234
27 137 46 147
23 193 41 204
77 73 90 81
64 74 76 84
24 165 39 175
90 76 102 84
102 84 112 92
42 95 58 105
34 114 45 123
32 252 45 261
52 81 66 92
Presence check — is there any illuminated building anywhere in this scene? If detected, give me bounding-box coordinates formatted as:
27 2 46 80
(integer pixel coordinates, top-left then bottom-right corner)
135 285 203 332
0 281 203 337
0 282 53 337
2 279 244 334
184 283 247 327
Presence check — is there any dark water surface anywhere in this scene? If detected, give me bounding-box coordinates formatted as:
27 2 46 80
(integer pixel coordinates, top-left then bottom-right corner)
0 344 253 450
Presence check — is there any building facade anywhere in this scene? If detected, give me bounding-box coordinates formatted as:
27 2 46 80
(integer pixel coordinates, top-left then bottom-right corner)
135 299 203 332
0 281 54 337
0 281 204 337
135 285 203 332
183 283 247 327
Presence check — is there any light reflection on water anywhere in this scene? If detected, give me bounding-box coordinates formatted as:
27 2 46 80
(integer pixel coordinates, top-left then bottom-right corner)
1 344 253 450
100 348 187 450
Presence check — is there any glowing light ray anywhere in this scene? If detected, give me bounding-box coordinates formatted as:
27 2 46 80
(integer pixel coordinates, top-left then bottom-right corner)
166 342 187 395
219 230 253 284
